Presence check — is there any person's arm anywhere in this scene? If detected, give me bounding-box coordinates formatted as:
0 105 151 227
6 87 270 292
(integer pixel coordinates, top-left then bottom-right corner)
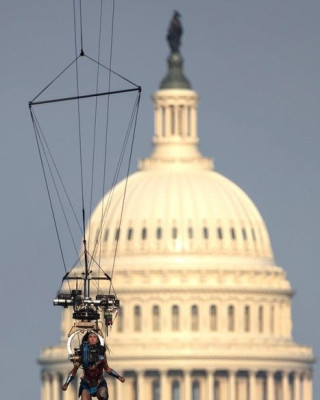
62 363 80 391
104 357 125 383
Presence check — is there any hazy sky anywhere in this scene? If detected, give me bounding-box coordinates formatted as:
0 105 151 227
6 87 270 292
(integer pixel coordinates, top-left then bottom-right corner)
1 1 320 399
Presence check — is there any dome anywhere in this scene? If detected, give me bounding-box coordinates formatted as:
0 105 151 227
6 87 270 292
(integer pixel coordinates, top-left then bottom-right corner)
87 168 273 261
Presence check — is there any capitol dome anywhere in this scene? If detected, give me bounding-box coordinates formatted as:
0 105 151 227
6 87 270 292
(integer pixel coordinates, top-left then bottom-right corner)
87 162 273 261
39 16 314 400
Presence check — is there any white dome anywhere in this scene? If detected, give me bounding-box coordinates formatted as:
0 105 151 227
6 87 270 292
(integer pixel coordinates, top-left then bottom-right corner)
87 163 273 262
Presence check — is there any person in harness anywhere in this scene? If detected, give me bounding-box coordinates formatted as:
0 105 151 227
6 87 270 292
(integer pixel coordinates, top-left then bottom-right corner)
62 331 125 399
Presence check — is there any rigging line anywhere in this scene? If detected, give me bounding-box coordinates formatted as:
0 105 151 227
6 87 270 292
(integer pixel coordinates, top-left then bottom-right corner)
32 112 81 266
88 0 104 253
30 107 70 292
98 0 116 270
32 111 83 234
73 0 86 236
87 92 140 271
84 54 140 88
30 56 80 104
108 92 141 294
29 88 140 106
79 0 84 53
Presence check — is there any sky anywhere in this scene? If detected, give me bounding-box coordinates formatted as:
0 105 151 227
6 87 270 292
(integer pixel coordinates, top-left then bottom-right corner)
1 0 320 399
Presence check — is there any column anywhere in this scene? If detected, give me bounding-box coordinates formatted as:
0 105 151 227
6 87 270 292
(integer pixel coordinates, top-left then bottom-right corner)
206 370 214 400
282 371 290 400
303 371 313 400
115 376 124 400
249 371 256 400
137 371 145 400
52 373 60 400
160 370 170 400
42 371 51 400
184 370 191 400
228 370 236 400
266 371 275 400
293 372 301 400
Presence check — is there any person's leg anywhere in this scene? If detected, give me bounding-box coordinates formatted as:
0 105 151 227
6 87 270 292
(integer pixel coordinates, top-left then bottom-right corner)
97 386 109 400
81 389 92 400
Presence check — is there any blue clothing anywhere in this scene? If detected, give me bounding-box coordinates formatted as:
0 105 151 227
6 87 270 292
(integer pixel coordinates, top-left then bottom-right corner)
79 378 107 397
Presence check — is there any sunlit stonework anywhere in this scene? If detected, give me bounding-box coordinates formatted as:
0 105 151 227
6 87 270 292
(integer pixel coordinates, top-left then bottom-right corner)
39 20 314 400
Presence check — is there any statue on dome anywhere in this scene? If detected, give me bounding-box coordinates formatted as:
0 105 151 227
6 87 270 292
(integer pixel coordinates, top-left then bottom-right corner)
62 331 125 400
167 11 183 53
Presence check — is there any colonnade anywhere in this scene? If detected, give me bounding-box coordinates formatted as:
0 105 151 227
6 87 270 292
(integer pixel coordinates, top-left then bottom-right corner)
41 368 313 400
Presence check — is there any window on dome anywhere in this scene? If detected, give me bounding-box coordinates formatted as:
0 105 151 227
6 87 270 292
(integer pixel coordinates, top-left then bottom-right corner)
117 306 124 332
228 305 235 331
95 229 100 243
270 305 275 334
172 227 178 239
115 228 120 241
152 380 160 400
217 227 223 240
134 305 141 331
104 228 109 242
127 228 133 241
170 105 175 135
203 227 209 239
188 227 193 239
191 305 199 331
242 228 247 241
244 306 250 332
172 305 180 331
251 228 256 241
192 380 200 400
258 306 264 333
210 305 217 331
142 227 147 240
152 305 160 331
156 227 162 240
230 228 236 240
161 106 165 137
187 106 191 136
178 105 184 136
172 380 180 400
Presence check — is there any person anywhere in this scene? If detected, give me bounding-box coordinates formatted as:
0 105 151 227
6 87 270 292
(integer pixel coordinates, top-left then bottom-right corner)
62 331 125 400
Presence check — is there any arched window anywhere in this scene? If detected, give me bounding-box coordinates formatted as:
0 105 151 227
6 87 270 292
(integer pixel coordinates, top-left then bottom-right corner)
142 227 147 240
172 305 180 331
161 107 165 137
191 305 199 331
242 228 247 240
188 227 193 239
117 306 124 332
152 380 160 400
104 228 109 242
172 380 180 400
172 227 178 239
210 305 217 331
258 306 264 333
228 305 235 331
230 227 236 240
156 227 162 240
192 380 200 400
217 227 223 240
251 228 256 241
244 306 250 332
115 228 120 241
152 305 160 331
134 305 141 331
127 228 133 241
203 227 209 239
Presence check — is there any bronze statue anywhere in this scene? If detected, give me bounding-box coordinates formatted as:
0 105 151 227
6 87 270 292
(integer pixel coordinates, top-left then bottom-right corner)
167 11 182 53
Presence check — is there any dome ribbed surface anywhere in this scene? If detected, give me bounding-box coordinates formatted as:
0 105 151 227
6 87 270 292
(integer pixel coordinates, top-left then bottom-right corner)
87 169 273 260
